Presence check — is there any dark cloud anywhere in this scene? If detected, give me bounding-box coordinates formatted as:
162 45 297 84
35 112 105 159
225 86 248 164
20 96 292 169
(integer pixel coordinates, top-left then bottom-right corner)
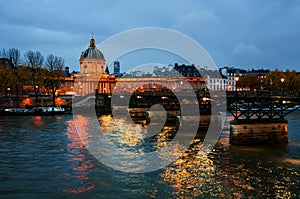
0 0 299 71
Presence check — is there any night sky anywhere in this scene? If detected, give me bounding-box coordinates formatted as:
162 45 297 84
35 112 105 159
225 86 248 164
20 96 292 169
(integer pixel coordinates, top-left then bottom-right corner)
1 0 299 72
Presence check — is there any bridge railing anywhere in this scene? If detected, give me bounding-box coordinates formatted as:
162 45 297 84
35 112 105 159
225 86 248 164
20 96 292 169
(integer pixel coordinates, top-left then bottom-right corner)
227 90 300 120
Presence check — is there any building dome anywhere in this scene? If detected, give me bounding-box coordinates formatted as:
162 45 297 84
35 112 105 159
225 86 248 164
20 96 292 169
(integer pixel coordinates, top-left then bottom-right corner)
80 38 105 60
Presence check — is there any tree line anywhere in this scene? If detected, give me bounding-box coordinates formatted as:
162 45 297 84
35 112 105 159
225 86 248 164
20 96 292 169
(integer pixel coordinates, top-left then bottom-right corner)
237 69 300 95
0 48 65 106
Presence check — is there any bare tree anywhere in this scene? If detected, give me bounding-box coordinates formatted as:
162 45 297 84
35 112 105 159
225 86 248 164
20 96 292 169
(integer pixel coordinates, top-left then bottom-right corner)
45 54 65 106
24 50 44 104
6 48 22 106
0 48 8 58
8 48 21 67
12 65 30 107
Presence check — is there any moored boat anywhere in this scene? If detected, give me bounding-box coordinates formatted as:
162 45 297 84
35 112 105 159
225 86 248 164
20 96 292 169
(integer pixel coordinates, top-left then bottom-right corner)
1 106 65 116
2 108 34 116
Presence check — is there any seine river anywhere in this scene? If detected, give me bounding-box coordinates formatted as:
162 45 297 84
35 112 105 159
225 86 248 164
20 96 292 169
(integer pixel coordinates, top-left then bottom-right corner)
0 112 299 198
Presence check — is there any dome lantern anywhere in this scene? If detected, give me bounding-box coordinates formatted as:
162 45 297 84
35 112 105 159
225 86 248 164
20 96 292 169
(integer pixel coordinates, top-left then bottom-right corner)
80 37 105 60
89 38 96 48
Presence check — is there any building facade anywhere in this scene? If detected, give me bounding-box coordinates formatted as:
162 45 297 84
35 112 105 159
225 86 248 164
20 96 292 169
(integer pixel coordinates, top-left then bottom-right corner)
74 37 109 95
74 38 209 96
219 67 247 91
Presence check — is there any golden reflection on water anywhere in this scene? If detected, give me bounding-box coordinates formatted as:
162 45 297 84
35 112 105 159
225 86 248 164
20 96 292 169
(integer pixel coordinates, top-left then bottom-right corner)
159 114 259 198
282 157 300 166
73 115 90 146
62 119 95 194
100 115 144 147
161 140 221 198
98 115 177 149
68 114 300 197
160 142 269 198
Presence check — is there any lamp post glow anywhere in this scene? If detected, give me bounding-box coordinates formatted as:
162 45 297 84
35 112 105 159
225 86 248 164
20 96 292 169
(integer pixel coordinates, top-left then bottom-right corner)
280 77 285 118
280 77 285 97
234 76 240 90
6 87 11 107
234 76 239 119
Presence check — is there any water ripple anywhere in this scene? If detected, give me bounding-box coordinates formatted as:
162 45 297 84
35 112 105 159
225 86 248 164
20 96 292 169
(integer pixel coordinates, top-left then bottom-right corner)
0 114 299 198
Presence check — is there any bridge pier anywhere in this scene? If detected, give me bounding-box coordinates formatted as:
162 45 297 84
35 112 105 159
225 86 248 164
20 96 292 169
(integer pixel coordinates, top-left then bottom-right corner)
230 119 288 145
227 90 296 145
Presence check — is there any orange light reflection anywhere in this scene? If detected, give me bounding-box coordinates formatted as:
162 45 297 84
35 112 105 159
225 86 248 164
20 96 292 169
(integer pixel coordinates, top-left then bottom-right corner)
33 116 44 127
62 119 95 194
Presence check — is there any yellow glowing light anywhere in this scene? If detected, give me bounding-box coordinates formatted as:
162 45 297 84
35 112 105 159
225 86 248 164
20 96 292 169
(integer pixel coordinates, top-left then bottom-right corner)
203 97 211 101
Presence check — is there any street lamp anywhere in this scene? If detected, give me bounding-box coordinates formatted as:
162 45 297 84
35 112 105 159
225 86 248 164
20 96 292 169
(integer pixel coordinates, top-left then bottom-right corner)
6 87 12 107
234 76 239 91
234 76 239 119
7 87 11 96
280 77 285 118
269 79 273 96
280 77 285 97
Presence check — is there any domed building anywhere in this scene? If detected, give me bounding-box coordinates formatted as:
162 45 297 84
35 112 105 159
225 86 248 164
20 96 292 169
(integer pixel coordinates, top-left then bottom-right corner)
74 37 115 96
79 37 106 74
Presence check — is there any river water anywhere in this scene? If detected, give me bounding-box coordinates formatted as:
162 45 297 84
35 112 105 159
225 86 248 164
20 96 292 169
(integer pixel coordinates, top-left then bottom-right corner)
0 112 299 198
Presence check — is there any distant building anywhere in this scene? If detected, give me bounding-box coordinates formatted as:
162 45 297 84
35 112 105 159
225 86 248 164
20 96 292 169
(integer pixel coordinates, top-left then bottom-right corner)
114 61 120 74
204 71 228 91
172 63 201 77
64 66 71 77
220 67 247 91
123 70 146 78
153 65 172 77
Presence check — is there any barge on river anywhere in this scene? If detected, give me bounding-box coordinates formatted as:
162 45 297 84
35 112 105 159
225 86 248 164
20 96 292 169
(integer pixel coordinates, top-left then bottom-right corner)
0 107 65 116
